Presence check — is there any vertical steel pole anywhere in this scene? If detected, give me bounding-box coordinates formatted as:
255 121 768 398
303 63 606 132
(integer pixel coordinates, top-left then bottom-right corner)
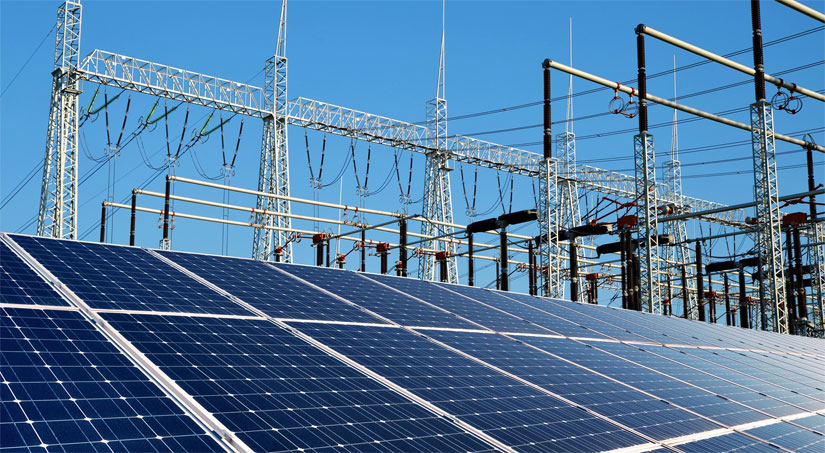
129 191 137 246
316 241 324 267
99 203 107 243
666 275 672 316
325 240 330 267
621 230 628 309
786 228 796 333
569 241 579 302
468 232 474 286
361 230 366 272
708 273 716 324
500 227 509 292
399 218 407 277
740 268 750 328
380 252 388 275
696 242 706 322
528 239 536 295
162 177 171 250
439 257 448 283
681 264 689 318
792 227 807 321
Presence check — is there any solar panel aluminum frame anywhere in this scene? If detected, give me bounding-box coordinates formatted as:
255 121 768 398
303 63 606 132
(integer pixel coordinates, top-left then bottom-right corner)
1 233 250 453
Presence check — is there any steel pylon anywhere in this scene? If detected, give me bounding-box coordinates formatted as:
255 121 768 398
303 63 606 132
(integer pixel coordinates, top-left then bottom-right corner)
539 158 563 297
252 0 292 262
38 0 83 239
634 132 660 313
556 132 582 297
750 101 786 333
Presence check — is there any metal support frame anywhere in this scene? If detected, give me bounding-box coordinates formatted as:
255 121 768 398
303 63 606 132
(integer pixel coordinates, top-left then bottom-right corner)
635 133 660 313
751 101 786 332
253 0 291 262
38 0 82 239
557 131 582 297
539 158 562 297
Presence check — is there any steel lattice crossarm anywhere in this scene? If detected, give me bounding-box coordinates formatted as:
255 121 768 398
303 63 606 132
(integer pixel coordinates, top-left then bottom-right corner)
81 50 270 118
77 49 750 228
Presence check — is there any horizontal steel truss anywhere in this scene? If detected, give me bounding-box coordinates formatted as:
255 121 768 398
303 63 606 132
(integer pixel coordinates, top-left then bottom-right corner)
79 49 746 228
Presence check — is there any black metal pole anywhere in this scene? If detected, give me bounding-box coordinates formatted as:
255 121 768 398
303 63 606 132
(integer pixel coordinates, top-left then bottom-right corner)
708 274 716 324
337 256 344 269
528 239 536 296
724 273 732 326
129 191 137 246
696 242 706 322
326 240 331 268
808 148 818 220
162 177 172 246
632 252 641 311
274 248 282 263
666 275 673 316
785 228 796 333
792 227 807 321
500 227 509 292
468 232 474 287
99 203 107 243
399 218 407 277
380 251 388 275
316 241 324 267
439 257 448 283
620 230 628 309
681 264 689 319
569 241 579 302
751 0 766 101
739 268 750 328
591 279 599 305
542 60 552 159
635 27 649 134
361 230 366 272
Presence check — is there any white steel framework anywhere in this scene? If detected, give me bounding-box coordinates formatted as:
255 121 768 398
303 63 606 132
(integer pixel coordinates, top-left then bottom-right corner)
252 0 291 261
635 132 660 313
419 9 458 283
810 223 825 331
556 132 581 297
750 101 786 333
38 0 82 239
539 158 563 297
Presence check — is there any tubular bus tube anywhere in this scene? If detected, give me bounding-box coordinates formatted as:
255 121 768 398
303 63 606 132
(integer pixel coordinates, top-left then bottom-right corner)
107 201 537 268
541 59 825 153
774 0 825 24
169 175 540 240
638 25 825 103
660 188 825 224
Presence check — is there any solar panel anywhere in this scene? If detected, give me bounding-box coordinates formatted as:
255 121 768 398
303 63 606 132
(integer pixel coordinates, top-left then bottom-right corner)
274 264 477 329
361 274 550 334
0 307 222 452
423 328 720 440
161 251 381 323
292 322 648 451
102 312 497 452
742 421 825 451
675 431 779 452
10 235 247 316
527 338 771 426
433 284 615 339
0 241 68 307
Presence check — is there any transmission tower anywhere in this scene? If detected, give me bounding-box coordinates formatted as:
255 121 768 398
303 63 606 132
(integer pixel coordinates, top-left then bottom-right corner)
556 19 582 298
662 58 695 318
38 0 82 239
253 0 293 262
420 1 458 283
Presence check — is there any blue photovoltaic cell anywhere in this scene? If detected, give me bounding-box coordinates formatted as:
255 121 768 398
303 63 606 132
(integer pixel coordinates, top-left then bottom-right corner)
423 329 720 440
10 235 248 316
744 421 825 452
668 347 825 412
527 338 770 426
103 312 495 453
645 346 823 416
496 291 654 342
0 307 221 452
433 284 613 339
161 251 381 323
292 322 647 452
0 241 68 307
686 348 825 401
362 274 549 334
273 264 476 329
677 432 780 452
794 414 825 431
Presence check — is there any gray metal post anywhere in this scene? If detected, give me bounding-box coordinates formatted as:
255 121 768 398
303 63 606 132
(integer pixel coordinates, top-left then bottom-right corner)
569 241 579 302
724 273 732 326
696 242 706 322
681 264 689 318
739 268 750 328
468 232 474 286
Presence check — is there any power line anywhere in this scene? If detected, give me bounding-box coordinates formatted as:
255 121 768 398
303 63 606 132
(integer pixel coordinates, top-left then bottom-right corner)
0 24 56 98
443 26 824 122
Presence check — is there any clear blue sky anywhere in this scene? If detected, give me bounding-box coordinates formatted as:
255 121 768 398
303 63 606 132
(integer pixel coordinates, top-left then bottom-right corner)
1 0 823 295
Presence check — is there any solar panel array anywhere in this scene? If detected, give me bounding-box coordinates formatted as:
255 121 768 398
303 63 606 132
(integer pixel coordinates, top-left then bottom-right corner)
2 233 824 452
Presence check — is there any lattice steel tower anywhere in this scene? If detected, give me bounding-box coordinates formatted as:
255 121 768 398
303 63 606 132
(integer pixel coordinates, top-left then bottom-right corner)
662 60 695 318
38 0 83 239
253 0 293 262
420 1 458 283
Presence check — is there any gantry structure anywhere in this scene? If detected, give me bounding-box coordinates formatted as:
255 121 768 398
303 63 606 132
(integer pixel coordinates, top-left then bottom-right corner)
37 0 824 334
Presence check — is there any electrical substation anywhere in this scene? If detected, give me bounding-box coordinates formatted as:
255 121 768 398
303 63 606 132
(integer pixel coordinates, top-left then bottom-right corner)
1 0 824 451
